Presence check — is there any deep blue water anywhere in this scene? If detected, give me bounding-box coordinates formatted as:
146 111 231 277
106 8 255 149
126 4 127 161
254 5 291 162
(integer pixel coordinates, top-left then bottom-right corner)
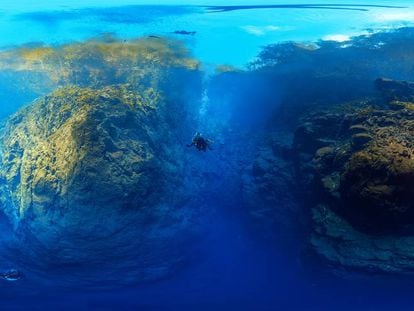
1 2 414 310
5 202 414 311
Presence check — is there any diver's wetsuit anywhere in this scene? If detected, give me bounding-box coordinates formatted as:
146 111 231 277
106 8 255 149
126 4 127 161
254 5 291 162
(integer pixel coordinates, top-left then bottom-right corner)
187 133 213 152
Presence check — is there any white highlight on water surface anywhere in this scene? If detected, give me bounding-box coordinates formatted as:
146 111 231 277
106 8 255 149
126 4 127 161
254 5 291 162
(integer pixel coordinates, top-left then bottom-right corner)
374 12 414 22
322 34 351 42
241 25 280 36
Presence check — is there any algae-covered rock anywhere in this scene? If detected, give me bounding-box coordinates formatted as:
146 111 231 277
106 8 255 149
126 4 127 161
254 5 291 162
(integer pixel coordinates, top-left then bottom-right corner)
389 100 414 111
0 36 200 120
351 133 372 150
349 124 369 134
341 137 414 232
0 85 196 286
289 84 414 274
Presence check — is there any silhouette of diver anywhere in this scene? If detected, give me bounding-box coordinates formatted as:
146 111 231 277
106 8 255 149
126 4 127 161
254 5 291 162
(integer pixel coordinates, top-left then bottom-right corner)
0 269 22 281
187 132 213 152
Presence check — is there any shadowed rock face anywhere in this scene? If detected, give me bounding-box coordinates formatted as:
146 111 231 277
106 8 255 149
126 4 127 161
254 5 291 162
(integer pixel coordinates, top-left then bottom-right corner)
300 105 414 233
287 79 414 274
375 78 414 102
340 125 414 231
245 75 414 274
0 85 196 286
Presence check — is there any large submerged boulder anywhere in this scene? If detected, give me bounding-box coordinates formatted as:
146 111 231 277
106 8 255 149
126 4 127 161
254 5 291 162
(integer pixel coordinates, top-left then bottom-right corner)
0 85 197 286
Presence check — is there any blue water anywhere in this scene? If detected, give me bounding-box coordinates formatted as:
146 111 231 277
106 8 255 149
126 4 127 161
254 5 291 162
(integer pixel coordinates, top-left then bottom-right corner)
1 1 414 66
1 1 414 310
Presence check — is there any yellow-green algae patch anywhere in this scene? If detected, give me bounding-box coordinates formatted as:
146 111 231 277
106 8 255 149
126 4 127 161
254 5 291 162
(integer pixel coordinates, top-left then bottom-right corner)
389 100 414 111
0 36 200 89
0 85 165 221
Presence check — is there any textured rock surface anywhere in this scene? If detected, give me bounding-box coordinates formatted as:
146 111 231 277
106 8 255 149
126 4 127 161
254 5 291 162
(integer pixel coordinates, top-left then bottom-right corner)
290 79 414 273
242 133 301 239
0 37 200 120
0 85 197 286
311 204 414 274
375 78 414 102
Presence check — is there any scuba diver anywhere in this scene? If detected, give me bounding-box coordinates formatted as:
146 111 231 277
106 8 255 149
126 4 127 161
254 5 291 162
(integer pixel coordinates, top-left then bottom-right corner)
0 269 22 281
187 132 213 152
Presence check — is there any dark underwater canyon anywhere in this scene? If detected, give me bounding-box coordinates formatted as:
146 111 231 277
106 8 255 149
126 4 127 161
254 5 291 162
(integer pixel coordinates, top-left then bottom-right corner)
1 27 414 310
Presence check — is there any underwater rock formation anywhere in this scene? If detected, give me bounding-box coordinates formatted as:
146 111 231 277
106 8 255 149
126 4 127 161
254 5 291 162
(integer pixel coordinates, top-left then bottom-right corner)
290 79 414 274
248 28 414 128
242 135 301 239
0 36 199 120
242 72 414 274
0 85 198 286
375 78 414 102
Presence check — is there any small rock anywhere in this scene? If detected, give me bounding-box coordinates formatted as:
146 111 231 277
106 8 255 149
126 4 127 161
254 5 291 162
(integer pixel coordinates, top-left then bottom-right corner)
349 124 369 134
352 133 372 150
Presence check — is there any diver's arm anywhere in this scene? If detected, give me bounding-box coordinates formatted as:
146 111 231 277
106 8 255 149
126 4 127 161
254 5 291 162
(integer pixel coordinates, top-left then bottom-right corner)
186 142 195 147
